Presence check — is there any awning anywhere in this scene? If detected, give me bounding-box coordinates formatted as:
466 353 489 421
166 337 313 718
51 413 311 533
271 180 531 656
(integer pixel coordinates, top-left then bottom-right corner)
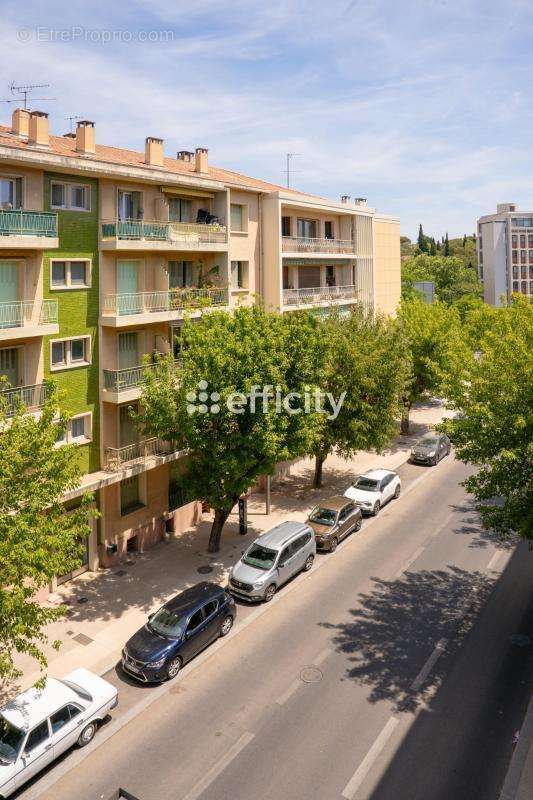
160 186 215 199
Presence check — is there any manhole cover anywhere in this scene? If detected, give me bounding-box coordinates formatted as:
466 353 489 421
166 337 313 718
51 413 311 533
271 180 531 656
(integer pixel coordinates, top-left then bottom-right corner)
197 565 214 574
300 666 323 683
510 634 531 647
77 597 89 604
115 570 128 577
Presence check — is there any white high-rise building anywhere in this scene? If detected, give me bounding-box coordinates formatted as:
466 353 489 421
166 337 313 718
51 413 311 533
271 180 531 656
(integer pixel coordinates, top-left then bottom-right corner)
477 203 533 306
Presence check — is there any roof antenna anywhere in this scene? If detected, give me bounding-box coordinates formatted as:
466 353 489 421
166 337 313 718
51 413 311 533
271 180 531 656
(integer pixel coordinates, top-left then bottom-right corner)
65 115 82 133
285 153 300 188
0 82 56 109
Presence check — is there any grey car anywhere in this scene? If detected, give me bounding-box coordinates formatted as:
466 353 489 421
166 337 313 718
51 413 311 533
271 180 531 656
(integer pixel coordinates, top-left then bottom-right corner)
228 521 316 602
410 433 451 466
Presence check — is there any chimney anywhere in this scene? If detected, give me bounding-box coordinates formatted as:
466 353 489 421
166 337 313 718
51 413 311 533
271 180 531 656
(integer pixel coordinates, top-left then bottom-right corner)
145 136 164 167
12 108 30 138
354 197 367 206
195 147 208 173
177 150 194 163
28 111 49 147
76 120 95 154
341 195 351 204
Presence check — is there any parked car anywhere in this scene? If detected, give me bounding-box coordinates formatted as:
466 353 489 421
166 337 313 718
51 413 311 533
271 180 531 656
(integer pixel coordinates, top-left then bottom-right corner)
122 582 235 684
306 496 362 552
0 669 118 798
410 433 451 465
344 468 401 515
228 521 316 603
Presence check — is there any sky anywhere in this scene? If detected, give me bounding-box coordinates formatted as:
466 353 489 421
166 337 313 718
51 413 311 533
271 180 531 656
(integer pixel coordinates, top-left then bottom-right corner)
1 0 533 239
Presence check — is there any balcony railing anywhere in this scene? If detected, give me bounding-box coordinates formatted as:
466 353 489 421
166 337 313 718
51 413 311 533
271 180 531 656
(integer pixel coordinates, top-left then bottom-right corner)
101 219 227 245
0 382 49 416
103 359 182 393
283 285 359 307
104 437 174 471
282 236 356 254
0 299 58 329
0 209 58 238
102 287 227 317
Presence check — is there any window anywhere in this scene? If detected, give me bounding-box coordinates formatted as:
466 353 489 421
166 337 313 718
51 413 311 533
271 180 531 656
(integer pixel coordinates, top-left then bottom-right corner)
50 705 81 734
186 609 204 632
530 280 533 293
522 281 528 294
521 250 527 264
25 721 49 752
50 260 90 289
230 203 246 232
530 265 533 279
512 234 518 248
281 216 291 237
278 545 292 564
513 265 519 279
513 281 519 292
50 336 91 370
339 506 351 522
325 265 336 287
70 416 86 439
169 261 194 289
51 181 90 211
203 600 218 618
0 177 23 210
512 250 518 264
521 265 527 280
325 221 334 239
120 475 142 515
520 234 526 248
168 197 192 223
230 260 248 289
297 219 317 239
55 413 92 446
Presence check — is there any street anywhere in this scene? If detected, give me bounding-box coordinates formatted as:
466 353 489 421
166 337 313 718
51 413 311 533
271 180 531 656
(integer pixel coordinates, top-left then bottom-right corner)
16 454 533 800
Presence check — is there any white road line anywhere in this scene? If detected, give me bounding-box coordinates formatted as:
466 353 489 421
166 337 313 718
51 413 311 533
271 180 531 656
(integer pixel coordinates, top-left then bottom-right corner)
181 731 255 800
276 646 331 705
486 550 504 572
341 716 399 799
394 546 426 578
410 638 447 691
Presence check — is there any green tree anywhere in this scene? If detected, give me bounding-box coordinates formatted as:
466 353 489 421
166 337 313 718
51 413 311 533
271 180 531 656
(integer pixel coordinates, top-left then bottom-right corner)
444 232 450 256
310 309 408 487
417 224 428 253
441 299 533 539
398 299 465 433
0 385 95 682
140 307 320 552
429 239 437 256
401 254 482 304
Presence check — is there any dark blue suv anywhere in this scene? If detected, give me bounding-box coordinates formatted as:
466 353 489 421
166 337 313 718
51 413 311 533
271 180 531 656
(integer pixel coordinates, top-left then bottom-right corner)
122 582 236 683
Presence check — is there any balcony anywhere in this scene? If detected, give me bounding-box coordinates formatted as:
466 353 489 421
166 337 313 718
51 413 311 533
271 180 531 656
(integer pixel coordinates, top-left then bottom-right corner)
101 287 227 327
0 299 59 341
283 285 359 308
103 437 174 472
0 210 59 249
100 219 228 252
282 236 356 256
0 382 50 417
102 359 182 403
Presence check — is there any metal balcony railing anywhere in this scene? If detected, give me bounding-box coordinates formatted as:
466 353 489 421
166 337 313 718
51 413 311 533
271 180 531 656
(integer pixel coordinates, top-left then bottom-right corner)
0 299 58 329
0 209 58 238
101 219 227 244
103 359 182 393
0 382 49 416
104 437 174 471
282 236 356 254
102 287 227 317
283 285 359 307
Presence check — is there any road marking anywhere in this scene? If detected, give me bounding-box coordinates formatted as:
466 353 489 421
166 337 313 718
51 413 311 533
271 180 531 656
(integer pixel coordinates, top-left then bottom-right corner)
410 638 447 691
486 550 504 572
276 646 331 705
341 716 399 799
181 731 255 800
394 546 426 578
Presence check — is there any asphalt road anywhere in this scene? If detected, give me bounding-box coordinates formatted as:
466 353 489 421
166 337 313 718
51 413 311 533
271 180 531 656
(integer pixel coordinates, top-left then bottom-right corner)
16 454 533 800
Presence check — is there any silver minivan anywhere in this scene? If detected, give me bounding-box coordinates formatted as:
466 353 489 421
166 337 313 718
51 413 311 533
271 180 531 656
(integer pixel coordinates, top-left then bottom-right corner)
228 521 316 602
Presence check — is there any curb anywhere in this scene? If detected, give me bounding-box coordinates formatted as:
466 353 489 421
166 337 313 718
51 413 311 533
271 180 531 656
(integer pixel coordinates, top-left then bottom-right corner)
499 694 533 800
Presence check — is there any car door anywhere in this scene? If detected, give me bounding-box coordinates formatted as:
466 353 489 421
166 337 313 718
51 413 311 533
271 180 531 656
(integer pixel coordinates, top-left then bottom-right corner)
276 543 295 584
339 503 357 538
49 703 85 757
438 436 447 459
384 475 396 503
201 599 222 644
15 720 54 789
182 608 209 660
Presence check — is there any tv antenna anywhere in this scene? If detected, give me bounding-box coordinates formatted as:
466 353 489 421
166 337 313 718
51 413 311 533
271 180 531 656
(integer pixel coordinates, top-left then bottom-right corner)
65 115 82 133
0 82 56 110
285 153 300 188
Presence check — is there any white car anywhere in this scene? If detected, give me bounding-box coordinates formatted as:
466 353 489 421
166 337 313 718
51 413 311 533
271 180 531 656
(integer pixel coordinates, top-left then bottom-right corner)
344 468 401 515
0 668 117 798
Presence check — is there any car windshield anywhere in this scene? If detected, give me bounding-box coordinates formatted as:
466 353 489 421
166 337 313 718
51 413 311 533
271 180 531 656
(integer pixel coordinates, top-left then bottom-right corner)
149 607 186 639
420 437 439 446
243 544 278 571
354 477 380 491
309 507 337 526
0 716 25 763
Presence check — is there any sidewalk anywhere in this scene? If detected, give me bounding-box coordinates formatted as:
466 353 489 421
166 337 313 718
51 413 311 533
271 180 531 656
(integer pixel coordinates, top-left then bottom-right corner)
5 399 447 696
500 694 533 800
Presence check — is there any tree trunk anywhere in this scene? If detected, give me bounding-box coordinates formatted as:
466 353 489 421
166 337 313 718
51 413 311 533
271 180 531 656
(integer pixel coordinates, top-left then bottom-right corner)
208 507 231 553
401 403 411 435
313 454 326 489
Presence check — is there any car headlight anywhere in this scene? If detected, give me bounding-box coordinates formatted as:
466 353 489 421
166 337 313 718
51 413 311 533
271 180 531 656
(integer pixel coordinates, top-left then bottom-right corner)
362 501 372 507
428 451 436 457
253 580 265 589
148 656 166 669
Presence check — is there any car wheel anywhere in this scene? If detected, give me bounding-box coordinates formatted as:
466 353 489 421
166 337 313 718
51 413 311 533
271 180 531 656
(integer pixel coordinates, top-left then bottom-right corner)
166 656 182 680
264 583 277 602
372 501 380 516
394 484 401 499
447 445 451 456
354 518 362 532
77 722 97 747
329 537 338 553
303 554 315 571
431 456 438 466
220 615 233 637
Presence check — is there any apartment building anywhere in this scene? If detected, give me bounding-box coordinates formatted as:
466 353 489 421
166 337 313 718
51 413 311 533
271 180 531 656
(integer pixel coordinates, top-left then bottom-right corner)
0 108 401 585
477 203 533 305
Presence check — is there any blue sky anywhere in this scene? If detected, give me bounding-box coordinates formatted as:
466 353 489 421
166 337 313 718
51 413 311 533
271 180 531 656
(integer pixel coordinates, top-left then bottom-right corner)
1 0 533 238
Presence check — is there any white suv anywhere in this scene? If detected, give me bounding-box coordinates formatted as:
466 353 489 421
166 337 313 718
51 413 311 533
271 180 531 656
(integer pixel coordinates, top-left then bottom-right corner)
344 468 401 516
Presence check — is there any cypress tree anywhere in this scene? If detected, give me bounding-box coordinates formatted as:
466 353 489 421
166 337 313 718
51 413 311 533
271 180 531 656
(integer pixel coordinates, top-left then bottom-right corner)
417 224 428 252
444 232 450 256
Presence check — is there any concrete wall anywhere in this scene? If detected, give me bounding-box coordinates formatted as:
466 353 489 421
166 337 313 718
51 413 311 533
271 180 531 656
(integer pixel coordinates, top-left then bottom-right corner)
373 217 401 316
0 164 44 211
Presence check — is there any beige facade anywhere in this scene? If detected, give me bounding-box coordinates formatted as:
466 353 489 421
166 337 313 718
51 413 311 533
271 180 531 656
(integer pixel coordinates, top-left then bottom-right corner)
374 217 402 316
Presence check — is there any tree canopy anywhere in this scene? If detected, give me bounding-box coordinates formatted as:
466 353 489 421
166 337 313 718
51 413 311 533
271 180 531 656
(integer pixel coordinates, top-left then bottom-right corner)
401 253 482 304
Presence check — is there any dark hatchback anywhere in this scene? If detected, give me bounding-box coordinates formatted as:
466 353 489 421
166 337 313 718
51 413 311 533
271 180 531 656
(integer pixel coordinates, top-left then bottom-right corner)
122 582 236 683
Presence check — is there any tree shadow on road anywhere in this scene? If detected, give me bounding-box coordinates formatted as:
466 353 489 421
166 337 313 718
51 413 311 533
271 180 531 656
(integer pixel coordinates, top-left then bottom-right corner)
321 566 495 713
449 500 518 551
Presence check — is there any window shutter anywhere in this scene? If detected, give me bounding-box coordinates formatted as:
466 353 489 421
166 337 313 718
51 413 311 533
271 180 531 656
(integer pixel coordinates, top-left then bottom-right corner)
15 178 23 209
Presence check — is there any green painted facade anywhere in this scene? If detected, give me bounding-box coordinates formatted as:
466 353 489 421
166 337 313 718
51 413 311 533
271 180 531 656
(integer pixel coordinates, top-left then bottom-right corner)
43 173 100 474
